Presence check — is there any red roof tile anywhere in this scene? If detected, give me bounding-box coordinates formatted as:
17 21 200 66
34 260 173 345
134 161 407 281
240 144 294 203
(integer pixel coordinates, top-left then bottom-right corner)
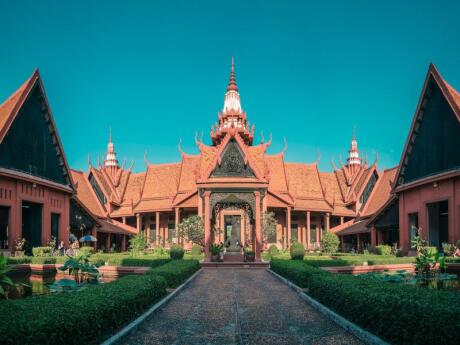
362 167 397 217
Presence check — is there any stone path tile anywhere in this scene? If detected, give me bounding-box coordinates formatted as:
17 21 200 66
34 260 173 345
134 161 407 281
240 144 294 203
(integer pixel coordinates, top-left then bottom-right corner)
118 269 363 345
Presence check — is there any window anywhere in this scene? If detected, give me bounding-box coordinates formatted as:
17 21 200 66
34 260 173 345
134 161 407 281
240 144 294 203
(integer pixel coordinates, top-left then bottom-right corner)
149 223 156 241
360 172 378 208
89 174 106 207
408 212 419 246
51 213 60 243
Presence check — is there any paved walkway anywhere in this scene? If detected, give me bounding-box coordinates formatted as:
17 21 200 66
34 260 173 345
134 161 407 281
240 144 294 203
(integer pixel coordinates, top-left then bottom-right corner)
118 269 363 345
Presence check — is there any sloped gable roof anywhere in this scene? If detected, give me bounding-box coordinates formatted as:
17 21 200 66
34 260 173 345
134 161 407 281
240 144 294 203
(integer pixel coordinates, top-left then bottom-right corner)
0 70 74 189
362 167 397 217
394 63 460 189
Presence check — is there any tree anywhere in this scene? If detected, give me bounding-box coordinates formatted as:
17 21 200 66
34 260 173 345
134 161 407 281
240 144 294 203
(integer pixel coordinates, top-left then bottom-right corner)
261 211 277 244
320 231 340 253
129 232 147 255
178 215 204 246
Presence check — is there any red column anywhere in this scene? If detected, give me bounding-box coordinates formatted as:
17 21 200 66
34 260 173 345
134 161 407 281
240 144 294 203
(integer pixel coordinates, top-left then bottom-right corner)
105 234 110 252
340 216 344 225
91 225 97 251
255 191 262 260
136 213 141 233
121 235 126 252
175 207 180 245
357 233 361 252
204 191 211 259
198 192 203 218
370 225 377 247
325 212 330 232
156 211 160 245
306 211 311 250
286 207 291 246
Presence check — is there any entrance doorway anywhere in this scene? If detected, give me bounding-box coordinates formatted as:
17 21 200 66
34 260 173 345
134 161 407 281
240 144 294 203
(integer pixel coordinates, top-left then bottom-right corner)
427 200 448 250
224 215 241 253
22 201 43 254
0 206 9 249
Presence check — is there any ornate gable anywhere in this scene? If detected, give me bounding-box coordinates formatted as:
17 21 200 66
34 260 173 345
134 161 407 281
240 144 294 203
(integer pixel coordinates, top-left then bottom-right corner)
211 139 255 178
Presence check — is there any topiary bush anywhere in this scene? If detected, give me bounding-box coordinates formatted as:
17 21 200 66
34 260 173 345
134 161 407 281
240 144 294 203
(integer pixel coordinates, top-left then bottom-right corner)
32 247 53 257
320 231 340 253
290 242 305 260
268 244 279 256
374 244 392 255
169 245 185 260
191 244 202 256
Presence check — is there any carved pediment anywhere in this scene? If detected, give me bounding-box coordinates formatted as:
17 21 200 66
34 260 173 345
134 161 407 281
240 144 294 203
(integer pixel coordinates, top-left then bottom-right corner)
211 139 255 178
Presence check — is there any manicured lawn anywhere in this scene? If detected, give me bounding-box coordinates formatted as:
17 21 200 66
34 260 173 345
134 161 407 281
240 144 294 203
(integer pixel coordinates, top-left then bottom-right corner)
271 259 460 345
0 259 200 345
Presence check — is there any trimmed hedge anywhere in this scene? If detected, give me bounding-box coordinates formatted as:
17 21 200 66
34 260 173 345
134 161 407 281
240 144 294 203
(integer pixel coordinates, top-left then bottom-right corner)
374 244 392 255
271 259 460 345
0 274 167 345
148 259 200 288
32 247 53 257
169 245 185 260
0 259 201 345
290 242 305 260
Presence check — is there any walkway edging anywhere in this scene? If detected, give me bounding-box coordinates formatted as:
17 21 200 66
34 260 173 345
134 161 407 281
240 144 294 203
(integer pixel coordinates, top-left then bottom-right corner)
268 269 389 345
100 269 202 345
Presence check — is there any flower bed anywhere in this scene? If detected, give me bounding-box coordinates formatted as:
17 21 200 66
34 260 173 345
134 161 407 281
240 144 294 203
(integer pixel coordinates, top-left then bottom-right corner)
270 259 460 345
0 259 200 345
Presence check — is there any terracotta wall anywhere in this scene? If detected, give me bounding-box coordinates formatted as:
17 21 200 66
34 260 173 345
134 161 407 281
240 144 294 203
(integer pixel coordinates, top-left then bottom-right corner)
399 176 460 249
0 175 70 249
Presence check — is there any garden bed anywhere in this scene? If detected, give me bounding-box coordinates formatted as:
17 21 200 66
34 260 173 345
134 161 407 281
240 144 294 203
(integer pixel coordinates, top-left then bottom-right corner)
0 259 200 345
270 259 460 345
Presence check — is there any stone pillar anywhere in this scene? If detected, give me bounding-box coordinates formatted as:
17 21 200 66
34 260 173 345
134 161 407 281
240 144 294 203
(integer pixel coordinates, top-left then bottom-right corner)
175 207 180 244
156 211 160 246
204 191 211 259
325 212 330 232
121 235 126 252
306 211 311 250
286 207 291 246
255 191 262 261
340 216 344 225
370 225 377 247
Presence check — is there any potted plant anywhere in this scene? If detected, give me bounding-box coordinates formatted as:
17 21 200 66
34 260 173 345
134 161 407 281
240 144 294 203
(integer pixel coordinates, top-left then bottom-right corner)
13 238 26 257
244 247 255 262
210 243 222 262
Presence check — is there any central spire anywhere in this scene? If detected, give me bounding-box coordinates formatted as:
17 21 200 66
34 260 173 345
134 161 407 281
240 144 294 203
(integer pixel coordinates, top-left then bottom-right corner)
227 56 238 92
104 127 119 168
211 58 253 146
223 56 242 113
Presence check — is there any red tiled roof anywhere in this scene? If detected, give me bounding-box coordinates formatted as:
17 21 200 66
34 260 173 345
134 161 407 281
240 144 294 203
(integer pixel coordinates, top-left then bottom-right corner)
266 154 288 192
178 155 199 192
285 163 323 198
70 169 105 217
142 163 180 198
362 167 397 217
335 220 369 236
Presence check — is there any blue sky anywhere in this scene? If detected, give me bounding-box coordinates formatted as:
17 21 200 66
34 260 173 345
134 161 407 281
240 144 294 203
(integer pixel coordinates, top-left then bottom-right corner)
0 1 459 172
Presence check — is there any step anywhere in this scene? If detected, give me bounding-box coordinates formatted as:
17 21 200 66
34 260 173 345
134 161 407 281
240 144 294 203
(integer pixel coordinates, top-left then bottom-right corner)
201 261 269 269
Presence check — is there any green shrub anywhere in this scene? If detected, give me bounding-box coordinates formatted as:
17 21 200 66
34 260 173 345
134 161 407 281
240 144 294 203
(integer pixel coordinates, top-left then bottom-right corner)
289 242 305 260
374 245 392 255
32 247 53 257
0 273 167 345
268 244 279 255
169 245 184 260
191 244 202 255
424 246 438 254
148 259 200 288
90 254 170 268
78 246 95 255
320 231 340 253
271 259 460 345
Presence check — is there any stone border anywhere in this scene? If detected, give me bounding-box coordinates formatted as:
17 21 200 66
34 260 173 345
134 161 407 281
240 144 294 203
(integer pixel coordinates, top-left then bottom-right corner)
268 269 389 345
100 269 202 345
